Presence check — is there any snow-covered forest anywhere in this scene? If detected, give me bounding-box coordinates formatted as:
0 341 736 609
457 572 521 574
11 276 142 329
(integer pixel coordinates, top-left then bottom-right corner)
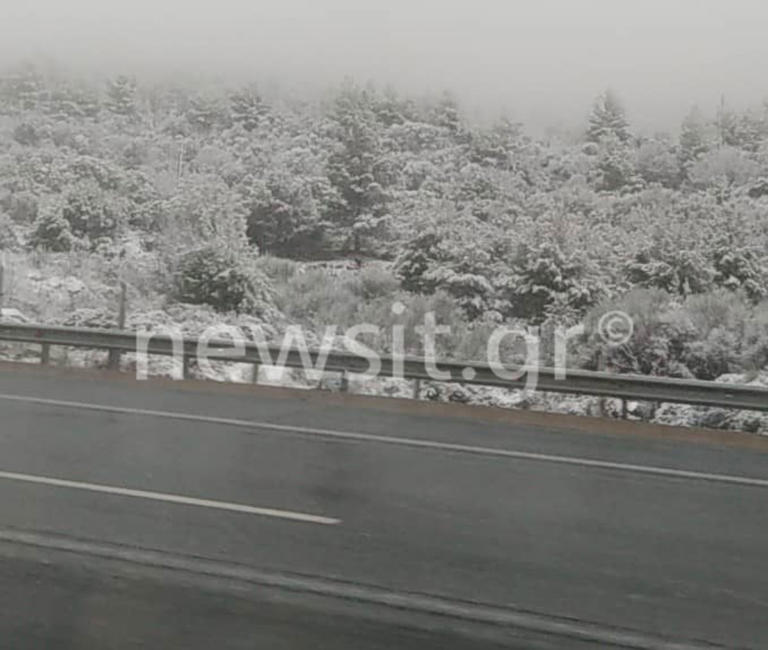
0 63 767 430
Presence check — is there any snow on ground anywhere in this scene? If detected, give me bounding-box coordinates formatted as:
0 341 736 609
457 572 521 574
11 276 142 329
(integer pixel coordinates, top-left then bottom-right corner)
0 256 765 435
653 373 768 434
1 322 765 434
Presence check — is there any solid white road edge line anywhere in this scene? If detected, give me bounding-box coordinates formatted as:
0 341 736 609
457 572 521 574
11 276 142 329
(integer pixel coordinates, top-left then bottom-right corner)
1 392 767 489
0 469 340 525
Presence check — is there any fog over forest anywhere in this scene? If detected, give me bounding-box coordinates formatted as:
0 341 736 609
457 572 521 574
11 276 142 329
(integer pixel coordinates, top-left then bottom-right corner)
5 0 768 132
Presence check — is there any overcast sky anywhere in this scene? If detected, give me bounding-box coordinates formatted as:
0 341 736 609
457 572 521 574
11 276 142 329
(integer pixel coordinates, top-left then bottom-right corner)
4 0 768 131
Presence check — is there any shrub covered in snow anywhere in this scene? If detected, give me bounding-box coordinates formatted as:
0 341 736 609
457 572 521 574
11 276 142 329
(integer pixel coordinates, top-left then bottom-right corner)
172 245 272 314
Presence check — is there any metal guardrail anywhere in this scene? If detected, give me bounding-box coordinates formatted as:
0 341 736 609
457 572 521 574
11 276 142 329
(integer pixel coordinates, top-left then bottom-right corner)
0 322 767 412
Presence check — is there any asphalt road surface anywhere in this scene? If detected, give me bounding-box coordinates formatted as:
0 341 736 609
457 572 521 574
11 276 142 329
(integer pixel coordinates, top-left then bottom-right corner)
0 363 767 649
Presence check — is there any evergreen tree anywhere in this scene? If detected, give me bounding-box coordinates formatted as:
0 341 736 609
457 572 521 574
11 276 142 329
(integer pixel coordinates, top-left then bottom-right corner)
430 92 462 134
28 201 76 252
370 87 412 127
636 138 680 188
47 84 100 119
173 245 263 313
586 89 631 143
186 93 226 132
679 106 709 169
326 83 390 252
719 109 766 152
229 85 268 131
500 242 604 322
0 63 43 113
60 181 123 244
593 133 637 192
105 75 137 117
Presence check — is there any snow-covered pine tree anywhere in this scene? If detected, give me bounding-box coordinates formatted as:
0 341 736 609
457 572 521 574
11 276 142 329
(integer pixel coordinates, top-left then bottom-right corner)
230 85 268 131
586 89 631 144
105 75 137 117
679 106 710 169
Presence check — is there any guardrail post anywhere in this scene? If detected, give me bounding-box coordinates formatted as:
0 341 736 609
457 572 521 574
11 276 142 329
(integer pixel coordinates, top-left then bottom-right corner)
107 282 127 371
413 378 421 400
596 351 607 416
40 343 50 365
107 348 119 371
0 260 5 312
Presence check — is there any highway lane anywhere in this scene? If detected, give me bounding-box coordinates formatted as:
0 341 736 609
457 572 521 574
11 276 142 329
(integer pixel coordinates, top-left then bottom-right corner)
0 364 767 648
0 540 523 650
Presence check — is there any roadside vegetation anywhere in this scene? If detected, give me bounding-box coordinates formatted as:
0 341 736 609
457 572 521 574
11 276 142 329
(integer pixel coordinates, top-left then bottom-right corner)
0 63 767 431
